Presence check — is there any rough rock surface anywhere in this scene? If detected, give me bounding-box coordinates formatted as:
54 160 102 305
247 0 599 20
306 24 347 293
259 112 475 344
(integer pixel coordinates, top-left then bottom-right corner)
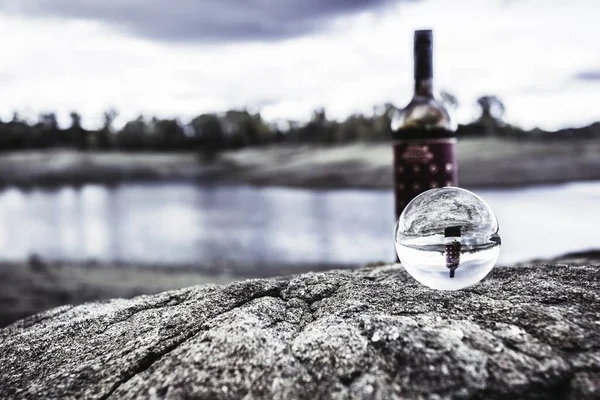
1 263 599 399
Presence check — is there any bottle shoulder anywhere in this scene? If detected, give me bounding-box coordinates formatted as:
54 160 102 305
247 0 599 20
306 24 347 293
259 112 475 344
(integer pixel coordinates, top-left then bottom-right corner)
391 95 457 132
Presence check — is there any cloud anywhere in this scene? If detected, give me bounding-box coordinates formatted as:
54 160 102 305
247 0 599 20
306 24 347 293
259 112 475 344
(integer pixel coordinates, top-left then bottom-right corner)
0 0 399 43
1 0 599 131
575 70 600 82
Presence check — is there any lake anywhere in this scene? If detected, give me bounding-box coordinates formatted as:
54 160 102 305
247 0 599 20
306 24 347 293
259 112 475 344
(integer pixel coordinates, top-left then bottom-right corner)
0 182 598 271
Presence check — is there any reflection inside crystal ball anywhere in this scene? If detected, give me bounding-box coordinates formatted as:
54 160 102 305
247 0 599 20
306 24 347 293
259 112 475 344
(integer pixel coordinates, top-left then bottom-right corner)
395 187 501 290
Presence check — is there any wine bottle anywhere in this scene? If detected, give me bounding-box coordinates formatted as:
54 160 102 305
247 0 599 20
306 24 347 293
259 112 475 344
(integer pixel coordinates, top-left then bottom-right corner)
391 29 457 221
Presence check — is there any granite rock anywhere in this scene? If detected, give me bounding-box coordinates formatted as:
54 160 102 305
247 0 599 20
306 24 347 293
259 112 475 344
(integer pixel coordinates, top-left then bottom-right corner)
1 263 599 399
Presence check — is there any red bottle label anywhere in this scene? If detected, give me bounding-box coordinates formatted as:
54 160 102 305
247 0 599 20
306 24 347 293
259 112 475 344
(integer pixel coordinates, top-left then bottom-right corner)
393 138 457 220
445 242 461 266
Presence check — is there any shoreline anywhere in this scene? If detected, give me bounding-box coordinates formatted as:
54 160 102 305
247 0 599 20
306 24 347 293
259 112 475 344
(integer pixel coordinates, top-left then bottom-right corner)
1 251 598 328
0 258 355 328
3 173 599 192
1 137 600 190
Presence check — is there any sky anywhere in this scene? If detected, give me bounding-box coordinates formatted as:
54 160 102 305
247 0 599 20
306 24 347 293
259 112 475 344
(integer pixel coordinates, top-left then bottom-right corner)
0 0 598 130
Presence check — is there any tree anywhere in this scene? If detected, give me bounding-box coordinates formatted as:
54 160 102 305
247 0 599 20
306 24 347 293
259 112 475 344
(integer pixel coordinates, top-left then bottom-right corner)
477 96 505 121
154 118 185 150
190 114 225 160
476 95 506 135
2 112 28 150
96 109 118 150
35 113 59 148
298 108 335 144
68 111 89 150
117 115 150 150
372 103 399 141
440 90 459 110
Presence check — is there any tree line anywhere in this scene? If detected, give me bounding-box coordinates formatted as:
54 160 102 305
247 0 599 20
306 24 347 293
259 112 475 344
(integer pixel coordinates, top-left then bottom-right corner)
2 95 592 155
0 105 402 154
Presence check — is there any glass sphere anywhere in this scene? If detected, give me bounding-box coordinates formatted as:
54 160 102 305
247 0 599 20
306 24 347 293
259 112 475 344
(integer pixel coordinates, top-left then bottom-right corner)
395 187 501 290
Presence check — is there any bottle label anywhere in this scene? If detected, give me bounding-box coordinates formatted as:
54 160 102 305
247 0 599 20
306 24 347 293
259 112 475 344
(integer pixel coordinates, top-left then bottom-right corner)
444 237 462 266
393 138 457 220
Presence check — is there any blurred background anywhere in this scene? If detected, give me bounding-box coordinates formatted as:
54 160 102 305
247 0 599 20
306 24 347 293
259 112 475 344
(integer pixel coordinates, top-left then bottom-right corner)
0 0 599 325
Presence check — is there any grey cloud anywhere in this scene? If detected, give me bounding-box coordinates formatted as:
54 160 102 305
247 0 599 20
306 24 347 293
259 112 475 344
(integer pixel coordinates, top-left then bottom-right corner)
575 70 600 82
1 0 402 43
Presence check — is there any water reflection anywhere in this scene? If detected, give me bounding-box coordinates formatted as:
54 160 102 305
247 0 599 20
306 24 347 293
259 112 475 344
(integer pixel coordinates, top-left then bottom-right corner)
0 182 598 268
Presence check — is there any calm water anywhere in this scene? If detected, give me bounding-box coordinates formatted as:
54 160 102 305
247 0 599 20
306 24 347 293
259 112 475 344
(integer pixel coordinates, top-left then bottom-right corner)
0 182 598 269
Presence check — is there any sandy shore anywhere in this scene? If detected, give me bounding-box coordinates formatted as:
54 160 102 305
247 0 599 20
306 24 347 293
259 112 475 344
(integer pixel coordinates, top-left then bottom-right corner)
1 137 600 189
220 137 600 189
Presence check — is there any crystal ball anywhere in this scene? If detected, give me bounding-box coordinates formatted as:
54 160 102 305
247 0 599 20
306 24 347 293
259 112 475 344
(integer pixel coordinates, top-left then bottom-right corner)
395 187 501 290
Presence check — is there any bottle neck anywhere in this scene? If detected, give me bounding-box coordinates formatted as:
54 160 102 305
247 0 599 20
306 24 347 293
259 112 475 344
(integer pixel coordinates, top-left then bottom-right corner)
414 78 434 97
414 45 433 97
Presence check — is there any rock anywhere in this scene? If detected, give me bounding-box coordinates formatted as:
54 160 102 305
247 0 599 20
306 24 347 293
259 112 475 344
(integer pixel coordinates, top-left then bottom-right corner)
1 263 599 399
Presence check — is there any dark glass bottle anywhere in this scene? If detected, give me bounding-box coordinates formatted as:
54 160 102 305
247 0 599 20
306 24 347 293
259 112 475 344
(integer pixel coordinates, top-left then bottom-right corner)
391 29 457 221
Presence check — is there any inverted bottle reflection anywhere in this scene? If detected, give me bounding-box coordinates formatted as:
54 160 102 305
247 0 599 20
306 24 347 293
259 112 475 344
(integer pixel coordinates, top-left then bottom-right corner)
444 226 461 278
